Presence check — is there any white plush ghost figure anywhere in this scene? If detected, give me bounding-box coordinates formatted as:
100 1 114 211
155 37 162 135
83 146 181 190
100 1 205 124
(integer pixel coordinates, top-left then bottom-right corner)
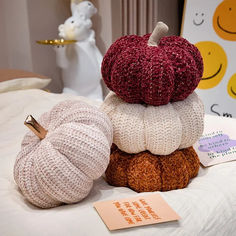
55 1 103 101
58 14 93 41
71 0 97 19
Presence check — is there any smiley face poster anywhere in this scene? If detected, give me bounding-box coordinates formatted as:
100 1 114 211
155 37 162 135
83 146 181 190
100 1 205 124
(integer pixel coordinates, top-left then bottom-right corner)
181 0 236 118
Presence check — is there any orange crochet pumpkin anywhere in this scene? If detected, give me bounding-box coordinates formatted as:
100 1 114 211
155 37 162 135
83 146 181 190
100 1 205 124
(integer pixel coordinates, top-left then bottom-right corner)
106 145 200 192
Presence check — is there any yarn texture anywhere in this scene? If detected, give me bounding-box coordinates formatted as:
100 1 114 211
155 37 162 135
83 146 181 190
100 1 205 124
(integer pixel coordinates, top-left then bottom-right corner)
100 91 204 155
14 100 113 208
102 34 203 105
102 22 204 193
106 145 200 192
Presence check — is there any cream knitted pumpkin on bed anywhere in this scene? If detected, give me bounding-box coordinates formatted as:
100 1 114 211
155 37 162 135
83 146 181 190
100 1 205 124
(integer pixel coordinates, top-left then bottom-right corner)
14 100 113 208
101 91 204 155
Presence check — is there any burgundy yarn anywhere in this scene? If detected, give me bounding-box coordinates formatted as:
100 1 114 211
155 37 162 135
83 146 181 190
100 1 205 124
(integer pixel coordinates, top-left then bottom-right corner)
101 34 203 106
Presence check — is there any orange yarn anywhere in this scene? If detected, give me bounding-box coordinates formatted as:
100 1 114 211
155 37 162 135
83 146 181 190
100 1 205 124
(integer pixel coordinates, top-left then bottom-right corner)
105 145 200 192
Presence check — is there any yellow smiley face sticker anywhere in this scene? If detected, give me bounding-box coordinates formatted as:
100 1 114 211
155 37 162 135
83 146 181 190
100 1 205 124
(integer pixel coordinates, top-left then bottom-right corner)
195 41 227 89
227 73 236 99
213 0 236 41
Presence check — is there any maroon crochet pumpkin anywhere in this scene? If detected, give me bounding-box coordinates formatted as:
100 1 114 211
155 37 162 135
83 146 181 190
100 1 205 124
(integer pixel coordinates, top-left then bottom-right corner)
102 22 203 106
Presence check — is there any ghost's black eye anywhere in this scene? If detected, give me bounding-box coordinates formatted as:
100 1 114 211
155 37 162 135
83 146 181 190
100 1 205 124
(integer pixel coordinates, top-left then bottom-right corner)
88 3 91 6
201 13 204 16
196 13 198 16
71 21 74 23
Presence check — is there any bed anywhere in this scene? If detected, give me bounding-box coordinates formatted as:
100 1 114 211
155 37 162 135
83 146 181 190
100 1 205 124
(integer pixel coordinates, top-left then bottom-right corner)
0 88 236 236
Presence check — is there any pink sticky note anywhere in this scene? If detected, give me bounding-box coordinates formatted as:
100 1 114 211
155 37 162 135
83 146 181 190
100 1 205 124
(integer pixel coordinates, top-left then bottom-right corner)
93 194 180 231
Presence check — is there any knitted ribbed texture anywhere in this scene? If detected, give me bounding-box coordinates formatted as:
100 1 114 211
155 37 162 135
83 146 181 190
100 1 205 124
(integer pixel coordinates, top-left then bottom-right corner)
105 145 200 192
102 35 203 106
14 100 113 208
100 92 204 155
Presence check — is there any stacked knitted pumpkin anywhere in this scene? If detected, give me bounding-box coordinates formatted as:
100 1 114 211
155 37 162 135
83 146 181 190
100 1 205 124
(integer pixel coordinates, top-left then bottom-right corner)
101 22 204 192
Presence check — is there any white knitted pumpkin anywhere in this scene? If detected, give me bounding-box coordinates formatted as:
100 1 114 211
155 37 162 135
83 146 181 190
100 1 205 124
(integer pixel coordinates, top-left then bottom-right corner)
100 92 204 155
14 100 113 208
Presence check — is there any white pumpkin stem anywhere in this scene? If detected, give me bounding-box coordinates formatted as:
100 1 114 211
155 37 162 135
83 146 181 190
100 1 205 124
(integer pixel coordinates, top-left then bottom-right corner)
24 115 47 140
147 21 169 47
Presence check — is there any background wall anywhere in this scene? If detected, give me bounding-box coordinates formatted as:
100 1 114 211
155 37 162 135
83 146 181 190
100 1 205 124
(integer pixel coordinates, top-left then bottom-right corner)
0 0 71 92
0 0 183 93
0 1 9 68
0 0 33 70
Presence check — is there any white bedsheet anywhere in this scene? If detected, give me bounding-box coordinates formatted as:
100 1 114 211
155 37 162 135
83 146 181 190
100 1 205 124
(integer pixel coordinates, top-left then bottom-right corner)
0 89 236 236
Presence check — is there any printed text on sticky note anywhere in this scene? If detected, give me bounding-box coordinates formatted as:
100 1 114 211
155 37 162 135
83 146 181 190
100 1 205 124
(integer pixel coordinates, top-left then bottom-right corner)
194 115 236 167
93 194 180 231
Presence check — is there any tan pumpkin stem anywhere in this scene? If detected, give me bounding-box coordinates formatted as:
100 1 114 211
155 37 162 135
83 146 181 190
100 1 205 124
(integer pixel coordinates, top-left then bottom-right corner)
24 115 47 140
147 21 169 47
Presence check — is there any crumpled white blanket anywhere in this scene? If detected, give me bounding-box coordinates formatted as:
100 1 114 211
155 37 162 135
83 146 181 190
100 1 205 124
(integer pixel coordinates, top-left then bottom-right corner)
0 89 235 236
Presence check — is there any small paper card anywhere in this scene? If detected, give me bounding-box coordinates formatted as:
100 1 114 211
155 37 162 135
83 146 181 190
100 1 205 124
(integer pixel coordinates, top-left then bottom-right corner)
93 194 180 231
194 115 236 167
